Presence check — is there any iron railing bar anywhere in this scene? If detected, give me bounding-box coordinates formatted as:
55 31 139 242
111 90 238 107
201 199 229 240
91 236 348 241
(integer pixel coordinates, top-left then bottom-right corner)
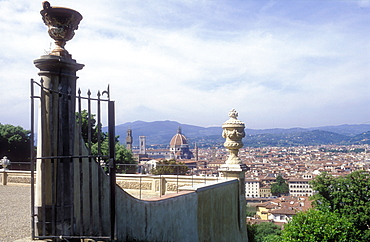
69 157 74 234
34 235 112 239
60 160 65 235
88 155 93 237
67 84 75 235
140 176 142 199
87 90 92 154
36 155 109 159
108 100 116 240
78 95 110 101
78 156 83 235
51 158 56 236
87 90 93 236
32 82 110 102
41 151 46 236
30 79 36 239
98 167 103 236
30 95 41 99
160 173 162 198
40 79 47 237
97 91 103 236
192 173 194 187
97 91 101 157
77 90 84 235
7 161 32 164
177 166 179 193
77 91 82 158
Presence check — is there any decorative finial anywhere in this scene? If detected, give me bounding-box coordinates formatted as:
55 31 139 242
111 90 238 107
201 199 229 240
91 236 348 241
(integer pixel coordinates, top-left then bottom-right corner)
43 1 51 10
221 109 245 165
228 108 238 119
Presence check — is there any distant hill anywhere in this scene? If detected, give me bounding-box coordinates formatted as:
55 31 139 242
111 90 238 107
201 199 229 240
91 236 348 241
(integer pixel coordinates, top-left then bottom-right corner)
113 121 370 148
115 120 222 148
244 130 350 147
308 124 370 136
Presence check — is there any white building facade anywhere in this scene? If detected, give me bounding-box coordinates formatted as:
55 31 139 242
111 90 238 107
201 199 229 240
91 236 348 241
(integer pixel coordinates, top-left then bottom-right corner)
245 179 260 197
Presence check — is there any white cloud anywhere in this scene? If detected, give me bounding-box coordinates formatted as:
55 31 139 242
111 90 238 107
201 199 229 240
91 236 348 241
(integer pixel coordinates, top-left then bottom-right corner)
358 0 370 8
0 0 369 130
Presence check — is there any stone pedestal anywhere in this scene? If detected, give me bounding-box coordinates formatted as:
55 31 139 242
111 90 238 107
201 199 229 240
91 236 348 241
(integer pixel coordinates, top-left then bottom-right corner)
218 109 248 233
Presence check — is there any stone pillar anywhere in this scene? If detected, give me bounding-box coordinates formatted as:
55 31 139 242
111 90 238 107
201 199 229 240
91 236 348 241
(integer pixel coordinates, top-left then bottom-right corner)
0 156 10 185
0 170 8 185
219 109 248 234
34 2 83 236
34 55 84 234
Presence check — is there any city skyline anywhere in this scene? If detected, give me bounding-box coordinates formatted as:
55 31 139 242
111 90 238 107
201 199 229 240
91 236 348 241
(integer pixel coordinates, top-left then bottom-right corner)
0 0 370 129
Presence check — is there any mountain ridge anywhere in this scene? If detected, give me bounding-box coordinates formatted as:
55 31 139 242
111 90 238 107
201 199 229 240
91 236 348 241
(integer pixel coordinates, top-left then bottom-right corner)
113 121 370 148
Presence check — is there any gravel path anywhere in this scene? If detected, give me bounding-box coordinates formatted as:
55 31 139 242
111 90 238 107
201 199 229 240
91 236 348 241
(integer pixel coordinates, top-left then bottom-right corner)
0 184 32 242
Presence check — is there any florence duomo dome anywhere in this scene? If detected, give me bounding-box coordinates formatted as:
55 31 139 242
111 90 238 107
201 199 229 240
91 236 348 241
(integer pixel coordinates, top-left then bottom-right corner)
169 127 194 159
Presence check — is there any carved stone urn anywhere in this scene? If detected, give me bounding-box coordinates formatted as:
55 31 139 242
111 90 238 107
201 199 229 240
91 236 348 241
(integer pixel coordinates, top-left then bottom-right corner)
222 109 245 165
40 1 82 58
0 156 10 170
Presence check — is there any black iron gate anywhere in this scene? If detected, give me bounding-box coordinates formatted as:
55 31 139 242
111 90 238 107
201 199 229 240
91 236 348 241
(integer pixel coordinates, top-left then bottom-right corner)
30 78 116 240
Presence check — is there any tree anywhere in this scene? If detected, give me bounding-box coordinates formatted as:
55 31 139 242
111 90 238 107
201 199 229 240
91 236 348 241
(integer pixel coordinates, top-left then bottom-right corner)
0 124 31 162
76 110 103 144
151 159 188 175
271 175 289 196
77 110 137 173
280 209 360 242
247 222 281 242
91 138 136 173
310 171 370 240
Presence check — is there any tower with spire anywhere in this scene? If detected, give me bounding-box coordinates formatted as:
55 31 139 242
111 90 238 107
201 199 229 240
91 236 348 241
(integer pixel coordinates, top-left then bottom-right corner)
126 128 133 151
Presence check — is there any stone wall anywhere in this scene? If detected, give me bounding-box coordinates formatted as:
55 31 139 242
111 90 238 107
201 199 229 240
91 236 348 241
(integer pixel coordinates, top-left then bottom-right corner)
2 170 248 241
115 179 247 241
116 174 220 198
0 171 32 185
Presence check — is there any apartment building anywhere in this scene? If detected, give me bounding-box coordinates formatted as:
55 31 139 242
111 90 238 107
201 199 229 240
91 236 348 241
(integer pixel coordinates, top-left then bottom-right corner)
288 178 313 197
245 179 260 197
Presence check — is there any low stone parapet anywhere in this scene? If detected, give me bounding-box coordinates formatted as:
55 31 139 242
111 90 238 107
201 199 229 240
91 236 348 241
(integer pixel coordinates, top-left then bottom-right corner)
116 174 220 199
0 170 32 185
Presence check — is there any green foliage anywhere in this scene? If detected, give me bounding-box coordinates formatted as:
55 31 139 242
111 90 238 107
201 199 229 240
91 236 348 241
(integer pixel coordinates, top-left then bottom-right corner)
0 123 31 161
91 138 135 164
91 138 136 173
271 175 289 196
151 159 188 175
272 171 370 241
247 222 281 242
263 234 281 242
310 171 370 240
76 110 103 144
78 110 136 173
280 209 360 242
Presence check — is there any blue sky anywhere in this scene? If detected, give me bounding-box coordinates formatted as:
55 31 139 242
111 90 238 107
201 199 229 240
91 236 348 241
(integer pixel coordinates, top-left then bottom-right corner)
0 0 370 129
